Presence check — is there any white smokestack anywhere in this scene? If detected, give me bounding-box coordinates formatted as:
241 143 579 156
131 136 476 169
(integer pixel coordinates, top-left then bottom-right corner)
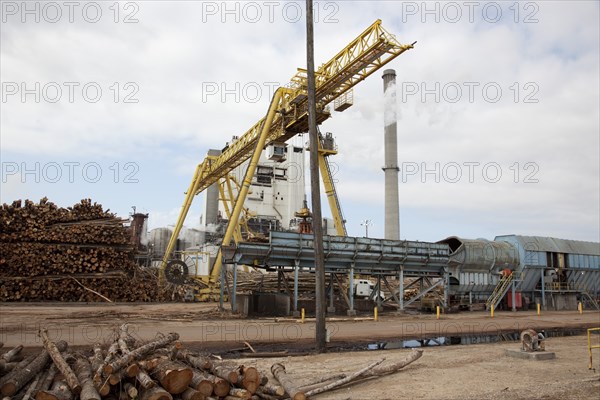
382 69 400 240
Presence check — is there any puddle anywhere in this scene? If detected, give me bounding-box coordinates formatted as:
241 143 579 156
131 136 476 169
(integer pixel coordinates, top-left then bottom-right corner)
366 328 588 350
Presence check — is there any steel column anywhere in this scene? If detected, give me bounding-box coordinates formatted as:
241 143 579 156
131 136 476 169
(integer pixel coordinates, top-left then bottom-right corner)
541 269 546 310
232 263 238 312
219 263 225 310
328 273 336 313
444 270 449 307
377 274 382 309
399 267 404 310
511 279 516 312
348 262 356 315
294 259 299 313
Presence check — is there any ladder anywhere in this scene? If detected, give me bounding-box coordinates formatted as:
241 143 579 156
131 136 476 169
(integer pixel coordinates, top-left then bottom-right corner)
581 291 600 311
486 273 515 310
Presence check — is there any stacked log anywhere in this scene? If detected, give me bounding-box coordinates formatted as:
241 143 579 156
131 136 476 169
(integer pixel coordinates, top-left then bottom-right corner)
0 324 423 400
0 198 168 302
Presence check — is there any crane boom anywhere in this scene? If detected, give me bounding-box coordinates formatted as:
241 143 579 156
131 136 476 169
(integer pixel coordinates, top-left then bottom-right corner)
160 20 414 287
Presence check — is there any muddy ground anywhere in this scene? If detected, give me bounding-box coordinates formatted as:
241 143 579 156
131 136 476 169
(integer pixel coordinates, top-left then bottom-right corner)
1 303 599 399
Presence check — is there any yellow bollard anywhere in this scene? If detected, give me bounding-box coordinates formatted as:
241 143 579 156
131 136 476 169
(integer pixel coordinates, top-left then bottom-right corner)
301 308 305 323
578 302 583 314
374 306 378 322
436 305 440 320
537 303 541 315
490 304 494 318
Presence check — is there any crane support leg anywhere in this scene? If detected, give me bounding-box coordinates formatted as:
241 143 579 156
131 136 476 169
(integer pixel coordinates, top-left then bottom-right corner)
159 162 207 283
317 150 346 236
208 88 286 284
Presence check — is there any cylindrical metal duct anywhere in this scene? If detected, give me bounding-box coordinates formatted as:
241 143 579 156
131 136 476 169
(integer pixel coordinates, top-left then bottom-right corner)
382 69 400 240
438 236 520 273
204 149 221 226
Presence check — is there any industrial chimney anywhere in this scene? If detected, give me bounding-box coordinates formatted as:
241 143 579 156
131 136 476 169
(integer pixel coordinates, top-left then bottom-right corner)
382 69 400 240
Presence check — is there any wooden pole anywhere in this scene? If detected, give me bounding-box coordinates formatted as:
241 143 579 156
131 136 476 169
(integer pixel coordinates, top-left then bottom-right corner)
305 0 327 354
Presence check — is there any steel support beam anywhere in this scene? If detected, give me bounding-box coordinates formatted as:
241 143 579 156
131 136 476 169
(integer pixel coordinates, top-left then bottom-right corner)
348 262 356 316
540 269 546 310
444 270 449 308
511 279 516 312
399 267 404 310
328 273 336 313
293 259 300 316
404 279 445 307
232 263 238 312
219 264 225 310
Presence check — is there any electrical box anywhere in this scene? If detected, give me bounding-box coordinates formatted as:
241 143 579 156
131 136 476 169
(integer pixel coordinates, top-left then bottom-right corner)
266 143 287 162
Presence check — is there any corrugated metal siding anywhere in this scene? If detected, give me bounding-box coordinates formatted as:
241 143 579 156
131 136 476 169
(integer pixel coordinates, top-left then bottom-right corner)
495 235 600 270
495 235 600 256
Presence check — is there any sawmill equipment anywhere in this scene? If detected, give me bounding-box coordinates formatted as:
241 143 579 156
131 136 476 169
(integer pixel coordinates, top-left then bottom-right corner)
161 19 415 299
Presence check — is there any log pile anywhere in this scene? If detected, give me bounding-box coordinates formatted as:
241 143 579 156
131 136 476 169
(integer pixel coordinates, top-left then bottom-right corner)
0 198 168 302
0 325 423 400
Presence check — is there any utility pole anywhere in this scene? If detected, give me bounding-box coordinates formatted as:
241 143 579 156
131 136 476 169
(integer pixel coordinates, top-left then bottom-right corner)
305 0 327 352
361 219 372 238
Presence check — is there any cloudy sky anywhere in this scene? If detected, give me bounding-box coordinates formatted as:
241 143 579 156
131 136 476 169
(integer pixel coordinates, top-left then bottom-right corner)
1 1 598 243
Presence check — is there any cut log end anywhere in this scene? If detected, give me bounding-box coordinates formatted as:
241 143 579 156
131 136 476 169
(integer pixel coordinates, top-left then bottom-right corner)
159 369 193 395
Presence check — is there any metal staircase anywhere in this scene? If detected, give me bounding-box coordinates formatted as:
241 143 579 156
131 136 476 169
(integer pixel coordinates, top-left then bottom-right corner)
581 291 600 310
486 273 515 310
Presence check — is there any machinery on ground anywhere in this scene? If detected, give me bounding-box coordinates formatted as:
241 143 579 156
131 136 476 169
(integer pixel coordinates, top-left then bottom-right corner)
161 20 415 299
353 279 385 301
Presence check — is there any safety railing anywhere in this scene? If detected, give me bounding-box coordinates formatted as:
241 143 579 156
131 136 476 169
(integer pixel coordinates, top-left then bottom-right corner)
588 327 600 370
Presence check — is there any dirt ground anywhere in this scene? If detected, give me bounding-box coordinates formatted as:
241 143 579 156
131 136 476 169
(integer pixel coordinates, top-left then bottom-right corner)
1 303 599 399
247 335 600 400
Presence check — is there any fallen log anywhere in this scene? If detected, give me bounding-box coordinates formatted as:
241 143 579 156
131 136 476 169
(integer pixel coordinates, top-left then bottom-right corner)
190 370 214 397
176 350 212 371
154 361 193 394
363 348 423 377
21 371 43 400
35 376 73 400
39 329 81 395
74 358 100 400
36 365 57 394
94 342 118 383
296 374 346 392
139 386 172 400
210 365 239 385
1 341 67 397
118 324 132 355
1 345 23 363
270 364 305 400
136 369 156 390
304 358 386 397
228 387 251 399
257 382 284 397
0 360 17 374
104 333 180 374
181 387 206 400
123 383 138 399
238 366 260 394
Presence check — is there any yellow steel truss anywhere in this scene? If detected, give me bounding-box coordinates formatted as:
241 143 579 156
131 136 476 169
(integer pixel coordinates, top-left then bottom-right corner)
160 19 414 288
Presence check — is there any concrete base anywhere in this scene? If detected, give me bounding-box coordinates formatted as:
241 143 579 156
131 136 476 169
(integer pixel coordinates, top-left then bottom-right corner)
347 310 357 316
327 306 336 314
504 349 556 360
292 310 301 318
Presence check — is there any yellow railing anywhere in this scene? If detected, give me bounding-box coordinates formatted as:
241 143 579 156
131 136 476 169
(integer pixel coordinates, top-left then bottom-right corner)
588 327 600 370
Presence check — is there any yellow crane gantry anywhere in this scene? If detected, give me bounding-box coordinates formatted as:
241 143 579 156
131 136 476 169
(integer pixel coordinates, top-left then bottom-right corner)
160 20 414 297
